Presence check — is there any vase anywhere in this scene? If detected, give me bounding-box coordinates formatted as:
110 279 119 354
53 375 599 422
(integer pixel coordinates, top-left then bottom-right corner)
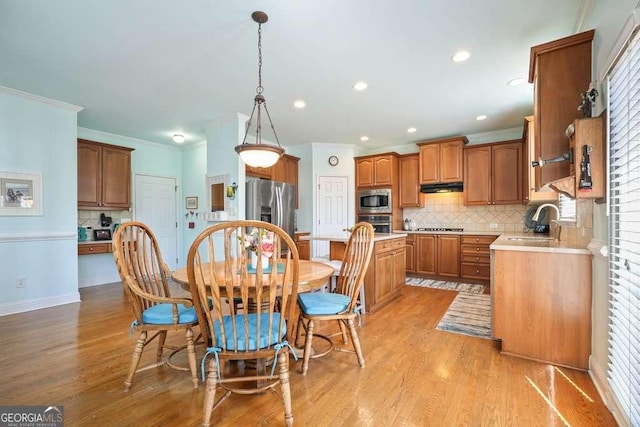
250 252 269 270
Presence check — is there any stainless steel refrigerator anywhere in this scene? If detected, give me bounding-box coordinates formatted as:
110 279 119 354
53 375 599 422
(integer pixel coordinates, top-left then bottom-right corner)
245 179 295 239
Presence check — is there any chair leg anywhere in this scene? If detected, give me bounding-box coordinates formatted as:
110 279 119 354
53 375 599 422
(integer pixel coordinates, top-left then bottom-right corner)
185 327 198 388
202 357 219 427
300 319 315 375
156 330 167 363
347 318 365 368
338 320 348 344
295 317 305 348
278 349 294 426
125 331 147 392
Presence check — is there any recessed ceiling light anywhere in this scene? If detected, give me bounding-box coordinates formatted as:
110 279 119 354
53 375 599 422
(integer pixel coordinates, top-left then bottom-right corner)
353 81 368 91
475 115 487 121
508 78 526 86
360 136 369 142
293 100 306 109
173 134 185 143
452 50 470 62
407 127 417 133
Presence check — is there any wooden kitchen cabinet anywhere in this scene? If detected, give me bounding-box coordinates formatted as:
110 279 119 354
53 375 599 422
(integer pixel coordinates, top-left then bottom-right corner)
522 116 558 204
247 154 300 207
529 30 594 187
460 235 497 283
405 233 416 273
78 242 112 255
399 154 423 207
364 237 406 313
464 140 522 206
417 136 467 184
78 139 134 210
492 247 592 370
355 153 398 187
294 232 310 260
415 234 460 278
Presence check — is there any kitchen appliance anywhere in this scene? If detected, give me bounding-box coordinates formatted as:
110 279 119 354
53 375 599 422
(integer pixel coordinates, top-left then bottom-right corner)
416 227 464 232
246 179 295 239
419 182 463 193
358 188 392 214
357 215 391 233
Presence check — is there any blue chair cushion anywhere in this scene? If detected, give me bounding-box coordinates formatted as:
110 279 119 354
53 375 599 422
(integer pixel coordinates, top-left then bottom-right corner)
214 313 285 351
298 292 351 315
141 303 198 325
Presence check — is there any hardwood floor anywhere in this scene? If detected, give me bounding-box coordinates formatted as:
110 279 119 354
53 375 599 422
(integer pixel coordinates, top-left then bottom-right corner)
0 283 616 426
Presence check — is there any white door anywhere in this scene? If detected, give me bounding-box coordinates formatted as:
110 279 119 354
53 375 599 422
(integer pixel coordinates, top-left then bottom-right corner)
134 174 179 269
315 175 349 258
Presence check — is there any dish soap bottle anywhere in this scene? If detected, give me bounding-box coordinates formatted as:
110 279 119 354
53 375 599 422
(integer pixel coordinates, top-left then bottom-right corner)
403 218 410 231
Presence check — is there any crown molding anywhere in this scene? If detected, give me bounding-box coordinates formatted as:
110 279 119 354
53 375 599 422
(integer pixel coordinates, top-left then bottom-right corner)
0 86 83 112
77 127 184 151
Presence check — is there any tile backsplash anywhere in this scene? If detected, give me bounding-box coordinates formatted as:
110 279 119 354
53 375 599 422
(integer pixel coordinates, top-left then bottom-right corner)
403 192 594 248
403 193 527 233
78 210 130 239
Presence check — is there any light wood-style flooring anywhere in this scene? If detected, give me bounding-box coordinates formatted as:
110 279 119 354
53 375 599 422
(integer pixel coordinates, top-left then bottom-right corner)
0 283 616 426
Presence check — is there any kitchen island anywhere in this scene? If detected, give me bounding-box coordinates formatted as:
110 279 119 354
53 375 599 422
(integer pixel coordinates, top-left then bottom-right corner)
490 234 592 370
301 233 407 313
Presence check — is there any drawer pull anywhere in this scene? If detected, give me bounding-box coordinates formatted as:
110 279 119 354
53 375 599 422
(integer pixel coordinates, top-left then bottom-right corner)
476 257 480 261
476 248 480 251
476 270 480 274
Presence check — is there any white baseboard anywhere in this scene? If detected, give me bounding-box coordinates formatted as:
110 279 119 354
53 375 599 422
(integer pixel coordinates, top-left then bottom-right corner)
0 292 81 316
79 274 120 288
590 355 629 427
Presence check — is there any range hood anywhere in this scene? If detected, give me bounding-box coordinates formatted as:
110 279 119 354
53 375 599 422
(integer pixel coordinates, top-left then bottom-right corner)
420 182 464 193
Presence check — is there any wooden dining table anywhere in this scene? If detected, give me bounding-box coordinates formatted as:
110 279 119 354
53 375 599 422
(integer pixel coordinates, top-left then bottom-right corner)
171 259 334 356
170 259 334 294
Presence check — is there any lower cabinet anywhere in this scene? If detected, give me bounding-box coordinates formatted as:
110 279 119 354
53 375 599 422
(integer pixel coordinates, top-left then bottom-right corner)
294 232 310 260
405 234 416 273
415 234 460 278
460 235 497 283
364 237 406 313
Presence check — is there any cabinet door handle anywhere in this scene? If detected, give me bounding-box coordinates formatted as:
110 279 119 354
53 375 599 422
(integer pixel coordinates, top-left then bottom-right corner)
476 269 480 274
476 257 480 261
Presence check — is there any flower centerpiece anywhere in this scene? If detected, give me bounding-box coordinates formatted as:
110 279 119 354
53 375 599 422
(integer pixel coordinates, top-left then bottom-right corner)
240 228 275 269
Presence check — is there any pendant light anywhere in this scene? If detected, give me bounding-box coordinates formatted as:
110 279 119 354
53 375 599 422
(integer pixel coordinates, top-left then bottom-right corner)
234 11 285 168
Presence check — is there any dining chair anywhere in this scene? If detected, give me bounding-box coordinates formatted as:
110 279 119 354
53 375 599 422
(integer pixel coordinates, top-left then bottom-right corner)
186 220 300 427
296 222 375 375
112 221 199 392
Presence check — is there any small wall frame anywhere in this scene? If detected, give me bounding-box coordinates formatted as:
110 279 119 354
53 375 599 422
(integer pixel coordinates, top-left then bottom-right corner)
185 196 198 210
0 171 43 216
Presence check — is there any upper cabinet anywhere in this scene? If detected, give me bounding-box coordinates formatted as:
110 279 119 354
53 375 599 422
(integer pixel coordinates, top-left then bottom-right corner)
464 140 522 206
398 154 423 207
355 153 398 188
78 139 134 210
417 136 467 184
246 154 300 207
529 30 594 187
522 116 558 203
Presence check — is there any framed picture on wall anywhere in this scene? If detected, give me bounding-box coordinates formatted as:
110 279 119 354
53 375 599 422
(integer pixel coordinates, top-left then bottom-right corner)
0 171 43 216
185 196 198 210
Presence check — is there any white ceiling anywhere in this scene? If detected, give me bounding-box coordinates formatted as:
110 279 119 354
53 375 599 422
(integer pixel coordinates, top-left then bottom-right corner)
1 1 590 150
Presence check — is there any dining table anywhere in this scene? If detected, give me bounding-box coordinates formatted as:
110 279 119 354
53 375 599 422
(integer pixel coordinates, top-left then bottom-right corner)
170 259 334 357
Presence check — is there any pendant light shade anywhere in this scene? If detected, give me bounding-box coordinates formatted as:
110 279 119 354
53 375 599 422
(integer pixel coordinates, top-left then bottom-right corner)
235 11 285 168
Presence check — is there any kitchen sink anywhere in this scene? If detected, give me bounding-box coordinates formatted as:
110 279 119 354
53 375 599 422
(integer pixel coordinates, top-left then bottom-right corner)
507 236 555 242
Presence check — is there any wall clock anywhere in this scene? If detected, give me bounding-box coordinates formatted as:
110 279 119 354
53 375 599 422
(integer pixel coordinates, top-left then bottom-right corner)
328 155 339 166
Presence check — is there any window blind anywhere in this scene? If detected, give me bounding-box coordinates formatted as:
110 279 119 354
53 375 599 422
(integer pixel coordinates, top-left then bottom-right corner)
607 27 640 427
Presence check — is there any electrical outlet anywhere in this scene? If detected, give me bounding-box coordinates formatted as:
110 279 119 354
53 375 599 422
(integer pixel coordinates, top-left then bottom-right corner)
489 223 498 229
16 278 26 288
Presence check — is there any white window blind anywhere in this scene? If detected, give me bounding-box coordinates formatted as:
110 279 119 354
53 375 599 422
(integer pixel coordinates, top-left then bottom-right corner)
607 26 640 427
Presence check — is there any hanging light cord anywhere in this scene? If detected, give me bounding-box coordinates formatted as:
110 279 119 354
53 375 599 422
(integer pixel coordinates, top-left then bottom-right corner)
240 20 282 149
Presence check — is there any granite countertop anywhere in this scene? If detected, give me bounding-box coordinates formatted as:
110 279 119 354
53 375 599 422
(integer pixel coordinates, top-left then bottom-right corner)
300 232 406 243
490 233 591 255
393 229 500 236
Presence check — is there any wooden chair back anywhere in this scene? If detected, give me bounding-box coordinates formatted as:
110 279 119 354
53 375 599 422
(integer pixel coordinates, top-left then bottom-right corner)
112 221 176 324
335 222 375 312
186 220 300 356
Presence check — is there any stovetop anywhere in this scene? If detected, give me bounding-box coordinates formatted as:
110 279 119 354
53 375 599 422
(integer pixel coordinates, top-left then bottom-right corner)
416 227 464 232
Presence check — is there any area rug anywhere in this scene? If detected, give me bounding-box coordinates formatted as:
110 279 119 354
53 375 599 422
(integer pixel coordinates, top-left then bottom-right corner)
436 293 492 339
405 277 485 294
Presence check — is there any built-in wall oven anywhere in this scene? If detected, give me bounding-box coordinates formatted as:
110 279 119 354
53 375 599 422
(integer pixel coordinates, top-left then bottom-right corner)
358 188 392 214
358 215 391 234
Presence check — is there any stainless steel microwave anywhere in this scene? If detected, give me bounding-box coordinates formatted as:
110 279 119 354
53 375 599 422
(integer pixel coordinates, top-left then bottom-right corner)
358 188 392 213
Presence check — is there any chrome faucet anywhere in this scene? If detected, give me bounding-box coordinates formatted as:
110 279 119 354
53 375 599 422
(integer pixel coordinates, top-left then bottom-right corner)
532 203 561 241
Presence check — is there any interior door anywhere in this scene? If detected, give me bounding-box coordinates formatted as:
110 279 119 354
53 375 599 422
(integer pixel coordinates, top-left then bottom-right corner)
315 175 349 258
134 174 178 269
